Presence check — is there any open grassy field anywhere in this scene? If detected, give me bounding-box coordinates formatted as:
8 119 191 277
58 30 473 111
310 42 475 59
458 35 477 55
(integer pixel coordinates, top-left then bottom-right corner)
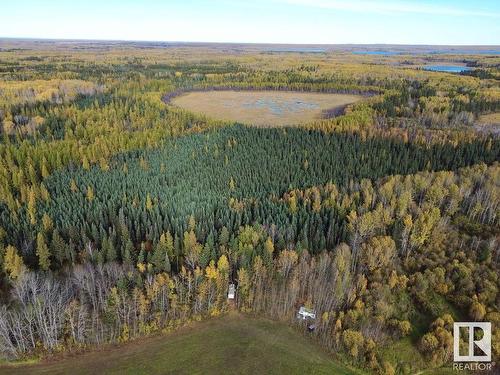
171 90 362 126
0 313 362 375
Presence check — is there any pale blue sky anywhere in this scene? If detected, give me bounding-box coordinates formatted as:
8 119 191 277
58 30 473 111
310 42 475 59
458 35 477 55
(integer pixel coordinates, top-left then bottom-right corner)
0 0 499 45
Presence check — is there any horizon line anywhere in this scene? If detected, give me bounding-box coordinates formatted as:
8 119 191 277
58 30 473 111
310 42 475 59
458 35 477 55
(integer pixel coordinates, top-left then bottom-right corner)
1 36 499 48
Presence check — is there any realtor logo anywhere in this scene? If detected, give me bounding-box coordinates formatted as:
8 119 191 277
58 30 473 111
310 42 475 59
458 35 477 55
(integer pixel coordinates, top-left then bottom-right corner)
453 322 491 362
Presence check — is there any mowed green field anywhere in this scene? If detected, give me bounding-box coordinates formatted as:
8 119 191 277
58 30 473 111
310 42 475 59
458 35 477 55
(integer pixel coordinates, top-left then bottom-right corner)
0 313 362 375
171 90 362 126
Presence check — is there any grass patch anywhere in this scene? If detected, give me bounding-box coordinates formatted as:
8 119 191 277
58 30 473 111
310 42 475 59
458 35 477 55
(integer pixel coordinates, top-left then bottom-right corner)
380 337 427 374
380 294 467 375
0 313 363 375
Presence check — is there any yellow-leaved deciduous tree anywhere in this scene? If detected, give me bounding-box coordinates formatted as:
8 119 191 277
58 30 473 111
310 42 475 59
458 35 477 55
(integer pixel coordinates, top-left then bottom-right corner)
205 260 218 280
137 262 147 273
342 329 365 359
146 193 153 211
360 236 396 274
70 178 78 193
307 186 322 212
217 254 229 279
264 237 274 253
264 236 274 265
312 193 321 213
42 213 53 233
82 156 90 170
188 215 196 232
36 231 50 271
40 183 50 202
86 185 94 201
136 288 151 334
237 226 262 264
27 186 37 225
332 243 352 301
27 160 37 185
202 260 221 316
419 315 454 366
41 158 50 179
410 207 441 248
99 157 109 171
3 245 25 279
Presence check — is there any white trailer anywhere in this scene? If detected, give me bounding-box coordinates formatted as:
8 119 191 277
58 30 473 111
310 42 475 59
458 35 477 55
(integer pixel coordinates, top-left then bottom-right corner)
228 283 236 300
297 306 316 320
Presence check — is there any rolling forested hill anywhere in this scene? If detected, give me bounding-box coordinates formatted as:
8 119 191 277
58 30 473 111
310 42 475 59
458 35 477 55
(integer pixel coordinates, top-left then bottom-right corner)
0 40 498 374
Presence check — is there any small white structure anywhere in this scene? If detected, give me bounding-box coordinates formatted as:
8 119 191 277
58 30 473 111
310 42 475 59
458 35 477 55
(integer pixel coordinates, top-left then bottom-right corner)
228 283 236 300
297 306 316 320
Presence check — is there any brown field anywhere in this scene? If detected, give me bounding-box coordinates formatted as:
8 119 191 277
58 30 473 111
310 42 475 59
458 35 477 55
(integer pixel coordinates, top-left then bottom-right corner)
474 112 500 135
477 112 500 125
171 90 362 126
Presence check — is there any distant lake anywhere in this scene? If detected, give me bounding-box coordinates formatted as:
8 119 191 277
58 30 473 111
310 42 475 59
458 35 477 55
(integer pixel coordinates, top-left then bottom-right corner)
423 65 473 73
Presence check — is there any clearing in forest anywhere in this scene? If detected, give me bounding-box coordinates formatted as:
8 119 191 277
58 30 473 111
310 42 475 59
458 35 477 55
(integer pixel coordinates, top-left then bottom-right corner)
170 90 362 126
0 313 361 375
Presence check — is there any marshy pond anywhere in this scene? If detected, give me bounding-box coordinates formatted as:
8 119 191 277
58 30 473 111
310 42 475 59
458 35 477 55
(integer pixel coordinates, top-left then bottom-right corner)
170 90 362 126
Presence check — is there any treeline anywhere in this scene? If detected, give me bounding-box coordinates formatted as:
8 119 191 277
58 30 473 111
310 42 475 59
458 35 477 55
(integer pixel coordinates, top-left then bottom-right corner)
0 260 231 359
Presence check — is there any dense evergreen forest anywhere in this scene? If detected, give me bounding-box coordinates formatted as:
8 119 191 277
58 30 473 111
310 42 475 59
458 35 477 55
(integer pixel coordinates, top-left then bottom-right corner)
0 41 499 374
2 125 498 267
